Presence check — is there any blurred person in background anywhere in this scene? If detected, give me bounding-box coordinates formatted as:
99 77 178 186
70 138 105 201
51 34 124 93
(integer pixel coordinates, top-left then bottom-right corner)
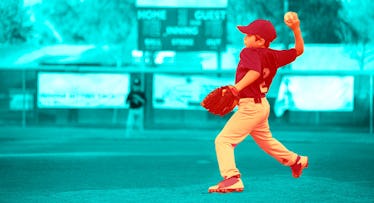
125 78 146 138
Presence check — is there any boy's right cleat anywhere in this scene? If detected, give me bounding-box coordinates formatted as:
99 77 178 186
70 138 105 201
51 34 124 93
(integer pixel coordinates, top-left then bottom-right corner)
208 175 244 193
291 155 308 178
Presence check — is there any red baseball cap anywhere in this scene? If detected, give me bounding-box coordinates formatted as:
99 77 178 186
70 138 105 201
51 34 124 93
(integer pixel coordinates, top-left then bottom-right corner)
237 19 277 43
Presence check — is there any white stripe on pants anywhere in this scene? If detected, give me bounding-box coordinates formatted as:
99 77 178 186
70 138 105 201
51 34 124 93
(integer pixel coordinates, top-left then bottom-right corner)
214 98 298 178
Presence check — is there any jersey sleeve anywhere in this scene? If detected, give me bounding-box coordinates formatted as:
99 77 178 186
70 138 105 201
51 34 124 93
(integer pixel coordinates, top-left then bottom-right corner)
239 48 262 73
274 48 297 68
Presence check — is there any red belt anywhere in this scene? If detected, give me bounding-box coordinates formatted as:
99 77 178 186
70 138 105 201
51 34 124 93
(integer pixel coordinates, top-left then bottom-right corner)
242 97 263 103
241 97 264 103
253 98 262 104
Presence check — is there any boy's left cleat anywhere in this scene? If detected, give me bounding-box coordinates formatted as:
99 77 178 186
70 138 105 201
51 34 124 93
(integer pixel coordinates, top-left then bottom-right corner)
208 175 244 193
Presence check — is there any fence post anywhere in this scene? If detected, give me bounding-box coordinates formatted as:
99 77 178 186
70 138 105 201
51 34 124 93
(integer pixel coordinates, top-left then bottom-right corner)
370 74 373 135
21 68 26 128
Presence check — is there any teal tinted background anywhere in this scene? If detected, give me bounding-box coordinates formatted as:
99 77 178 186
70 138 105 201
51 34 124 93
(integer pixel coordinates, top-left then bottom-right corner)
0 0 373 130
1 0 374 202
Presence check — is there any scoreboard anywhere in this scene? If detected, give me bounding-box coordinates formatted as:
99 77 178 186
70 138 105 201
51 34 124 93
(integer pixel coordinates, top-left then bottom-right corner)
137 7 227 51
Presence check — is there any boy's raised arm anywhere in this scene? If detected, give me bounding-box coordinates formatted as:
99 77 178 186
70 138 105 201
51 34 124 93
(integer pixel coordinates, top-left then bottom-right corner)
284 12 304 56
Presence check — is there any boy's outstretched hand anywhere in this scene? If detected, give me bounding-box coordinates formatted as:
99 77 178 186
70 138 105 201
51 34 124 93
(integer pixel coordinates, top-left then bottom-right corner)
284 12 300 30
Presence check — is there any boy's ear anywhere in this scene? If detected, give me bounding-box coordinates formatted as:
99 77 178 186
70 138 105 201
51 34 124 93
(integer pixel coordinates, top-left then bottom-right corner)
257 38 266 46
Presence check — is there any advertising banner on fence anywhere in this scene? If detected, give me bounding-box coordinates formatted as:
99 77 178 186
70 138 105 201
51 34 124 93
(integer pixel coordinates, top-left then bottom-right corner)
274 76 354 117
37 72 130 108
153 74 234 109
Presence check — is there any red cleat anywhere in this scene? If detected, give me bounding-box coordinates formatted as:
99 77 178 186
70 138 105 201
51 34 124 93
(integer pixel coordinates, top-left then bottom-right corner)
208 175 244 193
291 155 309 178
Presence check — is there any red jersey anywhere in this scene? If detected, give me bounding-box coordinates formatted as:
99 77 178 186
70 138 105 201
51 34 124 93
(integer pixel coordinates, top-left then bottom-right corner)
235 48 297 98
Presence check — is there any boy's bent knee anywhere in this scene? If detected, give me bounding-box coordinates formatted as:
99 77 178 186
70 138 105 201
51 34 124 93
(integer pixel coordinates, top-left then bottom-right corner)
215 136 238 148
215 136 224 145
215 136 231 145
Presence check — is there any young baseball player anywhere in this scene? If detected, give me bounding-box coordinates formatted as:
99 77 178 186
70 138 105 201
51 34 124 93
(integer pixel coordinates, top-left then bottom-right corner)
125 78 146 138
208 12 308 193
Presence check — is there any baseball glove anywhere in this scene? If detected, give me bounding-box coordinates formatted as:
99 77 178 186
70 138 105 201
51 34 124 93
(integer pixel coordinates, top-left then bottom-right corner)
201 85 240 116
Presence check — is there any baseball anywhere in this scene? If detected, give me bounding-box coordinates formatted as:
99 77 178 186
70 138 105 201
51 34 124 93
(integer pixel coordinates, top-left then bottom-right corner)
284 11 299 27
284 12 296 22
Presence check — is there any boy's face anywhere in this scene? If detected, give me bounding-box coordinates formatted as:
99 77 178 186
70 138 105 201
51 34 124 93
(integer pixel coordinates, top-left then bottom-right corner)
244 35 266 48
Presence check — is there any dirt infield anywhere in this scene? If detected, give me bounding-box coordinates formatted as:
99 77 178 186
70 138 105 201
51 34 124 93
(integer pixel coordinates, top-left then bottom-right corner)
3 175 373 203
1 127 374 202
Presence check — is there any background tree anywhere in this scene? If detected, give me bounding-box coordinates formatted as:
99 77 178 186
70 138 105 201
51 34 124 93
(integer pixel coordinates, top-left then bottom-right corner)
227 0 284 46
338 0 374 117
28 0 136 65
227 0 346 45
288 0 343 43
338 0 374 70
33 0 135 45
0 1 32 44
